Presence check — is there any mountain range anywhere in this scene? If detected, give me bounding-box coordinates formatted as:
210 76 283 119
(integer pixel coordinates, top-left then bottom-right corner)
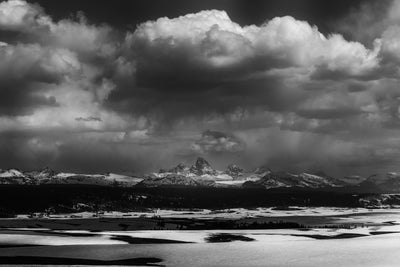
1 157 400 192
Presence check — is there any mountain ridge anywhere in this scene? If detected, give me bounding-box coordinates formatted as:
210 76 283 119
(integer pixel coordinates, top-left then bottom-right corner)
1 157 400 192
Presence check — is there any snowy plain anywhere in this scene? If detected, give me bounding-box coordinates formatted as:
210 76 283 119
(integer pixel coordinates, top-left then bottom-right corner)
0 207 399 266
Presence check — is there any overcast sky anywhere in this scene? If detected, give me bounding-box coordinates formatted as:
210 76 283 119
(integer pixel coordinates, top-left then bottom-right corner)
1 0 400 176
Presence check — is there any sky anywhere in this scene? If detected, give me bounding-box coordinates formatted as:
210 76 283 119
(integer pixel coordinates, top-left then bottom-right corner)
1 0 400 177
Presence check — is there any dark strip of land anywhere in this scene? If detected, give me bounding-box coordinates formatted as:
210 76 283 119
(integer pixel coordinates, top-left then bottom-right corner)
0 256 165 266
292 233 368 239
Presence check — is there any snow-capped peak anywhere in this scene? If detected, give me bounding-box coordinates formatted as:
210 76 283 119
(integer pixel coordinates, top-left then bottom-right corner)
0 169 25 178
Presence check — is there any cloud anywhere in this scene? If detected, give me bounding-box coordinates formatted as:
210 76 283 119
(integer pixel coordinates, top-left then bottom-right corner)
191 130 245 154
0 0 121 120
335 1 400 69
106 9 380 130
0 43 80 81
75 116 102 122
128 11 378 72
0 42 81 115
335 0 400 45
380 25 400 63
0 0 116 57
0 0 48 31
130 10 378 73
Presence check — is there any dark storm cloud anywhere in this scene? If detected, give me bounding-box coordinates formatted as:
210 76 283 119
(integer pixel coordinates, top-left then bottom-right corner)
0 42 77 115
0 85 58 116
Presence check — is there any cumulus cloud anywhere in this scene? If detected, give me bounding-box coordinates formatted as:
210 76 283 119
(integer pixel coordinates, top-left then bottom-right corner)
129 11 378 73
0 0 48 31
105 9 381 130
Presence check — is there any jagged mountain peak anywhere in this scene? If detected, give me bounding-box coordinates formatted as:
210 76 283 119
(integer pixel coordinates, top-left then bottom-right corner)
226 164 243 178
189 157 216 175
194 157 211 167
39 167 56 176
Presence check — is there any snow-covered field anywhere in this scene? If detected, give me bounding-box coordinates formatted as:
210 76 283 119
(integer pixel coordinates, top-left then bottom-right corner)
0 208 399 266
0 227 399 266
